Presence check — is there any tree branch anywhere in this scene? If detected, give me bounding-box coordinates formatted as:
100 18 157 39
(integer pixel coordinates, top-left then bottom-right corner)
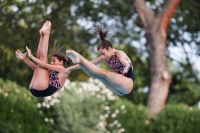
158 0 181 31
132 0 154 29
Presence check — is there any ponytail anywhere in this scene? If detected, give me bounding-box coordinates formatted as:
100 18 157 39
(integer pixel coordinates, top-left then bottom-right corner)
95 26 113 50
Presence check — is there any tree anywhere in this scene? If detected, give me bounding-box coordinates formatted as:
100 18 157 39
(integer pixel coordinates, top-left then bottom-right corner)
132 0 180 116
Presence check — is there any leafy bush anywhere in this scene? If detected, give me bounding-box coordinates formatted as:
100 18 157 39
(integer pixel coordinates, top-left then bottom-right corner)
0 78 49 133
6 77 198 133
53 88 105 133
104 98 150 133
39 79 112 133
150 104 200 133
105 99 200 133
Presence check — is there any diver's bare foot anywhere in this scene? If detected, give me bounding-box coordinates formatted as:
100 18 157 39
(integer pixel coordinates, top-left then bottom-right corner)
39 21 47 35
40 20 51 36
66 50 82 64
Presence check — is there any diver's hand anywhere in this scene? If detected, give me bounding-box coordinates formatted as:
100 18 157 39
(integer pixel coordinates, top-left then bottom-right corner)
26 46 33 58
15 49 27 60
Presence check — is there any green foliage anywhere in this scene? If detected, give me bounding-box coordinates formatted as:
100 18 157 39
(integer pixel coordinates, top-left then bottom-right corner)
166 0 200 105
53 88 105 133
105 98 200 133
37 79 110 133
168 66 200 105
0 78 49 133
2 77 199 133
151 104 200 133
104 98 150 133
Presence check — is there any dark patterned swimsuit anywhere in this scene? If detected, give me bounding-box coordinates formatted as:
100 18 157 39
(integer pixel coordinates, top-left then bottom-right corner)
49 71 61 89
30 71 62 97
106 54 134 95
106 55 134 77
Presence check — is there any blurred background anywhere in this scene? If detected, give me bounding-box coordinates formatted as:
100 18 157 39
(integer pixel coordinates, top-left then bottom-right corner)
0 0 200 132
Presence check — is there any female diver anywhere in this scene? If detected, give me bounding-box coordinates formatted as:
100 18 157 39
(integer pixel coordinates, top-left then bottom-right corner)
65 27 134 96
15 21 71 97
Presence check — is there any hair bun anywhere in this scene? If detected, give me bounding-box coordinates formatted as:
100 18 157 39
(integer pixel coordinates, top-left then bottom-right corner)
95 27 108 41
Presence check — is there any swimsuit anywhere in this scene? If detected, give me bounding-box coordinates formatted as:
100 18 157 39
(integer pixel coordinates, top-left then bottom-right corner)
106 54 134 95
30 71 62 97
106 55 134 82
49 71 61 89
